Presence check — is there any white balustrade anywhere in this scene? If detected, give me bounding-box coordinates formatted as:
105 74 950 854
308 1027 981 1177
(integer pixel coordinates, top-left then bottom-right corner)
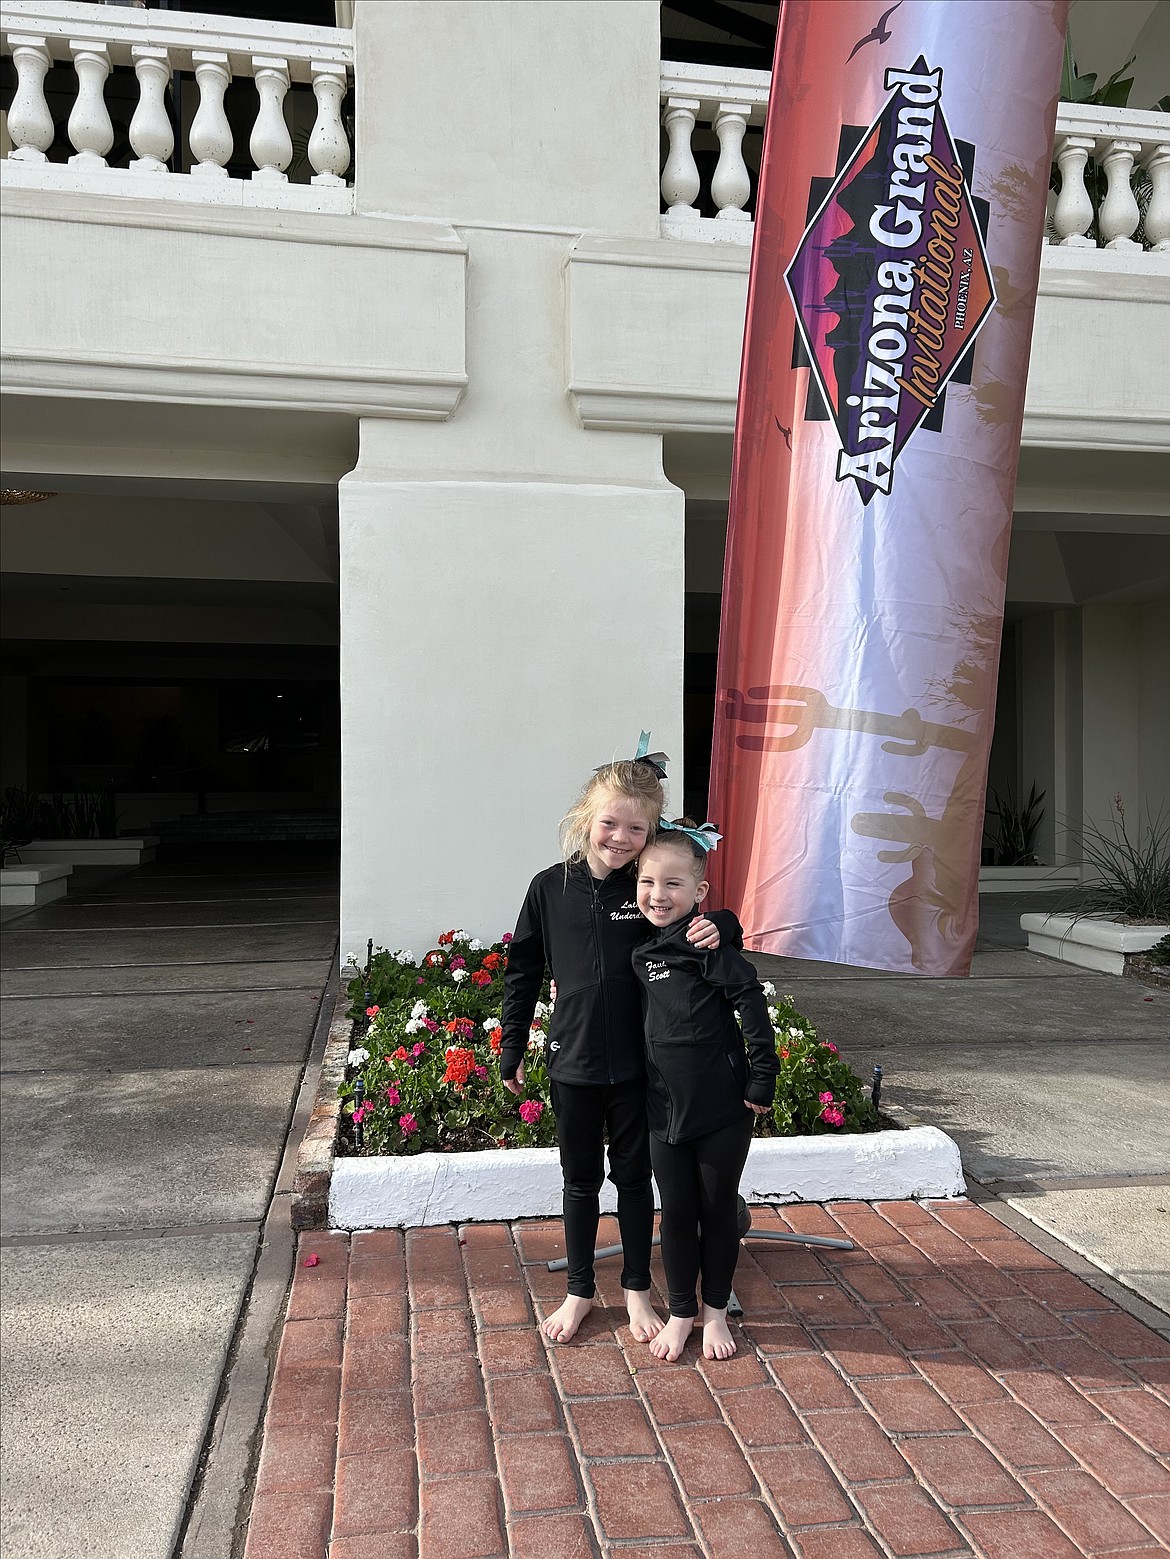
66 39 113 167
0 1 354 196
712 102 753 221
129 45 172 172
659 63 769 238
1146 146 1170 252
189 51 232 177
661 96 701 217
6 34 54 160
308 62 349 184
658 62 1170 252
249 55 292 182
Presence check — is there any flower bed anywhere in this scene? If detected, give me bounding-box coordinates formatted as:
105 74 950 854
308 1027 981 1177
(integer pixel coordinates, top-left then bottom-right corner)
339 930 882 1157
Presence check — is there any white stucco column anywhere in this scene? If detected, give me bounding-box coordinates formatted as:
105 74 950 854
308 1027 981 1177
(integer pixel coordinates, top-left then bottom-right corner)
339 454 683 953
336 2 678 953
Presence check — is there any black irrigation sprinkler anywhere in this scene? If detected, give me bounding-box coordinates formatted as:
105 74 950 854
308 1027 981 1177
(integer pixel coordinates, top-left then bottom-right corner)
352 1076 365 1152
546 1195 853 1318
871 1065 883 1111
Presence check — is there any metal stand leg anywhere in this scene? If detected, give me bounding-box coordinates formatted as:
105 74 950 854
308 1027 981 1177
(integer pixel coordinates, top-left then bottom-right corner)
545 1198 853 1278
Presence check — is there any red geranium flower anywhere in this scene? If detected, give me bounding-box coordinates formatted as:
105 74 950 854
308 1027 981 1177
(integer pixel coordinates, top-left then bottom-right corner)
470 969 492 987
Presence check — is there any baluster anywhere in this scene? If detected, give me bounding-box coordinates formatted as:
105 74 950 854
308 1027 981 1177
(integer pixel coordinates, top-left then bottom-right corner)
189 52 232 177
249 56 292 182
67 40 113 168
129 46 173 173
661 96 701 219
1098 138 1142 249
6 35 55 162
1145 143 1170 252
308 62 350 184
712 102 752 220
1052 135 1096 246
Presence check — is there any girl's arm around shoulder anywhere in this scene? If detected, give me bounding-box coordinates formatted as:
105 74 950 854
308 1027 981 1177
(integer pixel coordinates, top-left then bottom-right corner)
685 906 744 952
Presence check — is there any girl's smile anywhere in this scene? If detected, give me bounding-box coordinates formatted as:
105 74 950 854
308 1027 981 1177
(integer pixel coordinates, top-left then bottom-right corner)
586 795 652 877
637 842 709 927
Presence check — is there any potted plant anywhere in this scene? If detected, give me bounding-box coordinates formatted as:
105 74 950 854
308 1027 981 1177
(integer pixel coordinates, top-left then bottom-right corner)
1021 795 1170 974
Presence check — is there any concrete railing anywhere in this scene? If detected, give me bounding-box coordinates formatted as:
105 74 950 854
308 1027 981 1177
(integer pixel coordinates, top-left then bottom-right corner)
1 0 352 207
659 61 1170 253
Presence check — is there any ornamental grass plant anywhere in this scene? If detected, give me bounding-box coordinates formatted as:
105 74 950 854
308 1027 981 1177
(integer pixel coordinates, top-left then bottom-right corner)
340 931 879 1157
1067 795 1170 924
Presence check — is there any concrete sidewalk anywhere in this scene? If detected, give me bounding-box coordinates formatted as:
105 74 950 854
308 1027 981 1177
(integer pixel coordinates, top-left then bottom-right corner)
752 892 1170 1315
247 1202 1170 1558
0 846 338 1559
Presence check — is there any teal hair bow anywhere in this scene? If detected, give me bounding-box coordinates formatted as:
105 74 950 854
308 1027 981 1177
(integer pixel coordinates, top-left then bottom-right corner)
598 730 669 780
658 818 722 852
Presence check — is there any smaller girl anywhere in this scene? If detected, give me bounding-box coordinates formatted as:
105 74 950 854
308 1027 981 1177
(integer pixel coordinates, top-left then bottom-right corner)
633 820 779 1362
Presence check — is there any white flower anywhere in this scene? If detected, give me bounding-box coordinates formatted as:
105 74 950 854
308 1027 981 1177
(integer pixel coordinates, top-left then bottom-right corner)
767 1006 779 1022
395 948 415 964
345 951 360 967
469 938 484 951
483 1018 502 1032
410 1000 428 1021
452 928 468 942
761 981 777 998
404 1019 424 1035
528 1030 546 1051
533 1001 551 1021
788 1026 803 1038
451 968 469 984
348 1047 369 1067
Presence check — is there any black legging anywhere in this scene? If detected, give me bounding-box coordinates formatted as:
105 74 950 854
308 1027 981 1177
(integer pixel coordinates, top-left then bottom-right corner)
550 1078 654 1298
649 1113 754 1318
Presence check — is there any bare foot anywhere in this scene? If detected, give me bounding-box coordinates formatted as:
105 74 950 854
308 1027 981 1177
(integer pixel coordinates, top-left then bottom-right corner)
540 1294 594 1343
625 1288 664 1343
702 1304 737 1360
649 1314 694 1361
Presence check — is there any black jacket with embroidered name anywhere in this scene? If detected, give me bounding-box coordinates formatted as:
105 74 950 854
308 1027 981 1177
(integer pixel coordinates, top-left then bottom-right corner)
500 861 740 1088
633 913 780 1144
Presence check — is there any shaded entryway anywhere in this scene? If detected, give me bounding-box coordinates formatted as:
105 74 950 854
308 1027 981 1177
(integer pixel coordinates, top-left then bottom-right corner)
0 843 338 1559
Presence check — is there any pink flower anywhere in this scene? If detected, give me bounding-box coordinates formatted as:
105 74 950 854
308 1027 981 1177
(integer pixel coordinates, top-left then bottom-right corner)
501 933 513 944
416 976 425 984
399 1113 419 1135
473 1065 488 1080
518 1100 544 1125
303 1253 320 1268
352 1103 371 1124
365 1004 380 1018
818 1091 834 1104
822 1042 839 1053
423 1018 440 1033
411 1041 426 1058
385 1085 400 1107
450 955 466 970
821 1105 845 1127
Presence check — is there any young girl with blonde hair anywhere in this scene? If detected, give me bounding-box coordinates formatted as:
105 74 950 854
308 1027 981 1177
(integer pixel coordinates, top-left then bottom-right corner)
500 737 739 1344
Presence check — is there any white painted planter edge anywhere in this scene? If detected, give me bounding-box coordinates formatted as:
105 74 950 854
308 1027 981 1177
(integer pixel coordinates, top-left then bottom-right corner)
1020 912 1169 955
328 1126 966 1231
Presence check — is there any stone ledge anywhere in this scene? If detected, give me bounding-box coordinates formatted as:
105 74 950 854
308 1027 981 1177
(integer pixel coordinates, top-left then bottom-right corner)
290 997 352 1231
1021 911 1170 975
328 1124 965 1231
0 863 73 906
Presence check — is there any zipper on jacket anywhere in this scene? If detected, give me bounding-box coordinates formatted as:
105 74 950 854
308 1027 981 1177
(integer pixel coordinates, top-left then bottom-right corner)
589 871 617 1084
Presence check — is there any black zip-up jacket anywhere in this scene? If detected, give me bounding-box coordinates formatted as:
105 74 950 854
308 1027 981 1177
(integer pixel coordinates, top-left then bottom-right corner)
633 912 780 1144
500 862 742 1087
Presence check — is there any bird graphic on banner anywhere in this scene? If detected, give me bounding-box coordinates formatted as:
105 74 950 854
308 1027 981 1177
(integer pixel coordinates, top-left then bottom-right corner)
846 0 904 62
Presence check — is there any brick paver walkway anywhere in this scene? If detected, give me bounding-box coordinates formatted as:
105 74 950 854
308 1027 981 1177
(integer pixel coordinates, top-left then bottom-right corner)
244 1201 1170 1558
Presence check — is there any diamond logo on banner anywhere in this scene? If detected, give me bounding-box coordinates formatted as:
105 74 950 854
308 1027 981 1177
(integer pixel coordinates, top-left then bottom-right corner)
785 55 996 505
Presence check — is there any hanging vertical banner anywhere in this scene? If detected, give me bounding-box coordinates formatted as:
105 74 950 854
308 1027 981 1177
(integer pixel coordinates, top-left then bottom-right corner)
709 0 1068 976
